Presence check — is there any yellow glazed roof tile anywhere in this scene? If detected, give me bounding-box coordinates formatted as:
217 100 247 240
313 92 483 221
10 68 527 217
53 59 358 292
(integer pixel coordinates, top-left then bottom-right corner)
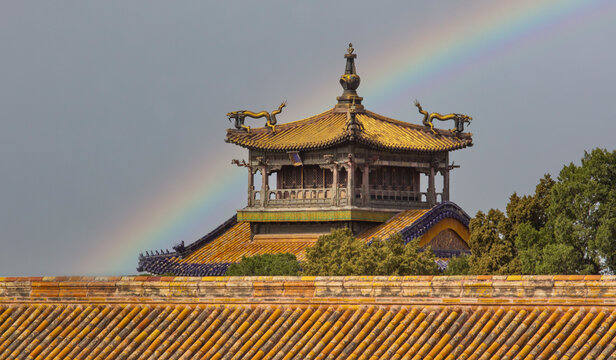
357 209 429 242
168 210 428 266
172 222 316 263
226 109 473 152
138 203 471 276
2 302 614 360
3 277 616 359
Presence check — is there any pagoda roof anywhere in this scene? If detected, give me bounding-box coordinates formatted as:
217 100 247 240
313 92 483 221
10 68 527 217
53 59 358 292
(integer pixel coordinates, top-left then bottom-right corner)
138 202 470 276
226 108 473 152
2 276 616 359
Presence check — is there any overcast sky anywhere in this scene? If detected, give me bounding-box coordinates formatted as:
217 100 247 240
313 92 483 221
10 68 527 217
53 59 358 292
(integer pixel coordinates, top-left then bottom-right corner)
1 1 615 275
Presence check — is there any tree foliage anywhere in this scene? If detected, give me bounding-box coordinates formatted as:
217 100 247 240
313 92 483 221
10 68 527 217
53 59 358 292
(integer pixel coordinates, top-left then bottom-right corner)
225 253 301 276
444 254 470 275
468 148 616 275
467 174 554 275
468 209 520 275
302 228 439 276
519 148 616 274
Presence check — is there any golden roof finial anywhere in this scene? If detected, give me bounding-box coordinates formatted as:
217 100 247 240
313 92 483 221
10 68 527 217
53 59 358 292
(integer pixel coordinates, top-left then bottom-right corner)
335 43 364 112
347 43 354 55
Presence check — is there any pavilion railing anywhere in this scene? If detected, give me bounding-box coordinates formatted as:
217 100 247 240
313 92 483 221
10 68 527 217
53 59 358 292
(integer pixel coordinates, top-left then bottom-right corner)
356 188 440 209
249 186 349 208
248 186 439 209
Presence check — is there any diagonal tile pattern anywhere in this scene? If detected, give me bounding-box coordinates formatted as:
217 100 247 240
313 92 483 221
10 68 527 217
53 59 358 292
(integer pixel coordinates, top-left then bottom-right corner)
2 276 616 359
2 303 616 359
357 209 429 242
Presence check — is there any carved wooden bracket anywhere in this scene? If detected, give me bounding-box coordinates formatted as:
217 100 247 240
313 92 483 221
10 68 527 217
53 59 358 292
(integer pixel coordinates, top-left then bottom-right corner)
232 159 250 168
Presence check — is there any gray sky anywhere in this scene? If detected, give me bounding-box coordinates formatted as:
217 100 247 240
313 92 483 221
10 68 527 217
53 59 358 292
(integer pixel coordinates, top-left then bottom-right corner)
1 1 615 275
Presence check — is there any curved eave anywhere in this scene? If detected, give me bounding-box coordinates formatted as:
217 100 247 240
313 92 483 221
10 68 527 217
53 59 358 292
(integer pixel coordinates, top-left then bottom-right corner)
226 130 473 153
354 133 473 153
225 107 473 153
225 129 351 152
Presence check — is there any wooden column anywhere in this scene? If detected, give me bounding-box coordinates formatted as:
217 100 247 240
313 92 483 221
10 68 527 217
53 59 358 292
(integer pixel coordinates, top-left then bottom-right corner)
443 167 450 202
332 164 339 206
261 166 269 208
362 164 370 206
248 167 254 207
428 165 436 207
346 154 355 206
300 165 304 189
347 165 353 206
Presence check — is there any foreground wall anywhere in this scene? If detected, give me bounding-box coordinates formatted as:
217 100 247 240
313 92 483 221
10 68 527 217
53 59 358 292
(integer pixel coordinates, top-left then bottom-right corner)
1 275 616 359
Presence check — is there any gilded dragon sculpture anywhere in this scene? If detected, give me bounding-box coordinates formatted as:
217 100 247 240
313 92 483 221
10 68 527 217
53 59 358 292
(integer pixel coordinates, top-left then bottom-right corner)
227 101 287 132
414 100 472 135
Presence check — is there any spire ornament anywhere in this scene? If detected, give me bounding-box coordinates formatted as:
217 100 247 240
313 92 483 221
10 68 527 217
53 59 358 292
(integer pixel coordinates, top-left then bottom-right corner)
346 97 364 136
335 43 364 112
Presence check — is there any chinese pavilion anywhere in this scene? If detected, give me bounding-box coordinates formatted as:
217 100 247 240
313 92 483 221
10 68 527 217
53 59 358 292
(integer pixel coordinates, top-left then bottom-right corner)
5 45 614 360
138 44 474 276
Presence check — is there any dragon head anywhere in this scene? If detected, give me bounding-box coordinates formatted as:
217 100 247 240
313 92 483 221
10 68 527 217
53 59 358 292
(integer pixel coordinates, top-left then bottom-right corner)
457 114 472 124
227 110 246 120
452 114 472 133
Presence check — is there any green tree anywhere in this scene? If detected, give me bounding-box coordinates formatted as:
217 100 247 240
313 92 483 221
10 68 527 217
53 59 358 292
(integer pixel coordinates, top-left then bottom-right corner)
467 174 554 275
470 148 616 275
225 253 301 276
359 234 439 276
302 228 439 276
444 254 470 275
468 209 520 274
302 228 365 276
524 149 616 274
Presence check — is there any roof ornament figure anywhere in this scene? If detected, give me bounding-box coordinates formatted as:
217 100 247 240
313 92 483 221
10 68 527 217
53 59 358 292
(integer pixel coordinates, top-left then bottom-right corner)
335 43 364 112
227 101 287 132
346 97 364 136
414 99 472 135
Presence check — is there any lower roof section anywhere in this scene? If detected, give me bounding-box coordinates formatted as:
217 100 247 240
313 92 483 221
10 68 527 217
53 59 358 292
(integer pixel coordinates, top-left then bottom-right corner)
1 276 616 360
138 202 471 276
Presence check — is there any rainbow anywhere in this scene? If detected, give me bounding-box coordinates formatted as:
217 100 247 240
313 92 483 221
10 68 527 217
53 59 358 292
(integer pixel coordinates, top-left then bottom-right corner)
85 0 614 275
361 0 611 108
78 157 245 275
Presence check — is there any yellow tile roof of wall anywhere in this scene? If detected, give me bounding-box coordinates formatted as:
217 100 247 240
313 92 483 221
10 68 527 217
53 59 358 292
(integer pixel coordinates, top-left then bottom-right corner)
226 109 473 152
2 302 616 359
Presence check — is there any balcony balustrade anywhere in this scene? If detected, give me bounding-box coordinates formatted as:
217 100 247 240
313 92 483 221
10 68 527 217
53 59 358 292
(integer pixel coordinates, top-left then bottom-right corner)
248 185 438 209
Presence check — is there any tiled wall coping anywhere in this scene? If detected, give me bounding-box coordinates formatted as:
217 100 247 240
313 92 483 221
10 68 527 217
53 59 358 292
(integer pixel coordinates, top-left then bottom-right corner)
1 276 615 305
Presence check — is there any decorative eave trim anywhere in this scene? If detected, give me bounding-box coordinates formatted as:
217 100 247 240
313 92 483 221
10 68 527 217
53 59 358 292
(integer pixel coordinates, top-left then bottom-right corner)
137 258 231 276
400 202 471 243
225 133 472 153
173 214 238 257
137 214 238 273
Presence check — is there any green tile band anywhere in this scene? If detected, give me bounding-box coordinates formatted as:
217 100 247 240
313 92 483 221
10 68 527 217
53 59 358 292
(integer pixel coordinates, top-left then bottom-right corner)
236 209 397 222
